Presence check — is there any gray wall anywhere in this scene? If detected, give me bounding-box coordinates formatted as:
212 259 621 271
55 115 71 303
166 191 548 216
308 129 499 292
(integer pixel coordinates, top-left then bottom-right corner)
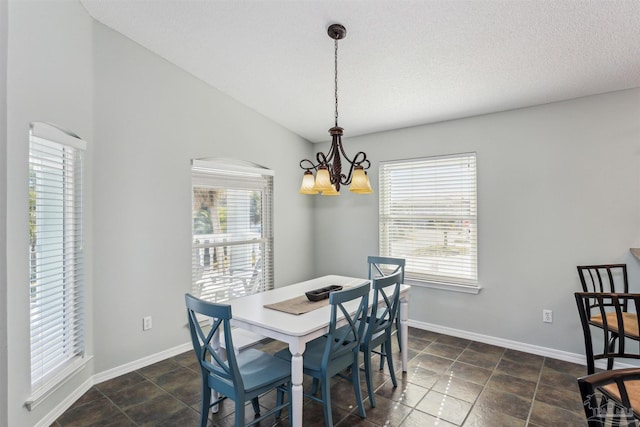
314 88 640 355
91 21 315 373
0 0 8 425
6 1 94 425
5 1 315 425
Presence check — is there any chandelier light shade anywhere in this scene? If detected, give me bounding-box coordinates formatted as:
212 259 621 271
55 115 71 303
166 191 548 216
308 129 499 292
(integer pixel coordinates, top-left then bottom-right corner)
298 23 373 196
314 166 332 192
299 170 318 194
322 184 340 196
349 167 373 194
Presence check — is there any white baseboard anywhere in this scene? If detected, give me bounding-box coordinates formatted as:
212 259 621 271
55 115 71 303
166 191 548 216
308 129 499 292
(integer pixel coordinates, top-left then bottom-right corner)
93 342 193 385
33 377 93 427
36 343 191 427
408 319 639 371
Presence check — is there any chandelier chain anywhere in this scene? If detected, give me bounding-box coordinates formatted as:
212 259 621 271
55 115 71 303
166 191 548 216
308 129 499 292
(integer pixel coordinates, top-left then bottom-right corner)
334 38 339 127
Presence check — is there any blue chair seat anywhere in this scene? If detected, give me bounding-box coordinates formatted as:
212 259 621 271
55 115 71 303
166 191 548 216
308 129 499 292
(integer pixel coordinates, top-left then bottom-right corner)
212 348 291 395
275 337 353 376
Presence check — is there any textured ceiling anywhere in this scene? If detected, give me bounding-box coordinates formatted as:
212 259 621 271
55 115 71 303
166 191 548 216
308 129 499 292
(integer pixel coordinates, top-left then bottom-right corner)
80 0 640 143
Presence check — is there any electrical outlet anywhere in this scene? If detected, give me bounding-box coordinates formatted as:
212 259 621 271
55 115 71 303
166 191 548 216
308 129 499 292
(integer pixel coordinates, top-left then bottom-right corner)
143 316 152 331
543 309 553 323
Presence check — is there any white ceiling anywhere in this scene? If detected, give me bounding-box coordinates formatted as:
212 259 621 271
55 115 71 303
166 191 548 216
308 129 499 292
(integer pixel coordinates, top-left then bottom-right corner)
80 0 640 143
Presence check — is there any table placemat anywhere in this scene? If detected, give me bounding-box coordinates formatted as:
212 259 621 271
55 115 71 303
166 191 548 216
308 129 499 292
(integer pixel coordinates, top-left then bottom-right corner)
263 294 331 315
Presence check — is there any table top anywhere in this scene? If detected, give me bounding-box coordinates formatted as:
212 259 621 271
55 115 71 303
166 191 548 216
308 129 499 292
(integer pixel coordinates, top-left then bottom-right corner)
227 275 409 339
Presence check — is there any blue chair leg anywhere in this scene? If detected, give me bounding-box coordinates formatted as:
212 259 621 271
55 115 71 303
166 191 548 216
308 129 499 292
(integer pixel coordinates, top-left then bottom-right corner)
251 397 260 416
235 401 245 427
363 345 376 408
311 377 320 396
321 375 335 427
200 383 210 427
275 387 285 418
351 355 366 418
385 339 397 388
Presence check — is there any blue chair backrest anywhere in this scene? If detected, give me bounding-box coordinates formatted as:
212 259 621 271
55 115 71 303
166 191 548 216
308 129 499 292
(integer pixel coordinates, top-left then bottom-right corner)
367 270 403 339
368 256 405 284
185 293 244 390
323 283 370 367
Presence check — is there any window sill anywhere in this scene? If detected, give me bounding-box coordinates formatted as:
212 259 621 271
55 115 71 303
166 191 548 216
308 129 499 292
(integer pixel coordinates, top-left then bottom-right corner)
25 354 93 411
405 278 481 294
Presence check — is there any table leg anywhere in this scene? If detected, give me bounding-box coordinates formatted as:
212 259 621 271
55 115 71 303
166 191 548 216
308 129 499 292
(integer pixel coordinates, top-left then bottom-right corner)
289 342 305 427
400 297 409 372
210 321 222 413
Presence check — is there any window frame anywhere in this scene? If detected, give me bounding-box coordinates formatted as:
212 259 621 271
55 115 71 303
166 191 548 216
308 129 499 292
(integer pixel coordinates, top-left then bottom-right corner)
190 159 274 303
379 152 479 294
26 122 88 409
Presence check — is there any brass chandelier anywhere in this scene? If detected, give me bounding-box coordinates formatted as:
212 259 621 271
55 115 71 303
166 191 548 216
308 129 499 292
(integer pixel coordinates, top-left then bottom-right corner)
299 24 372 195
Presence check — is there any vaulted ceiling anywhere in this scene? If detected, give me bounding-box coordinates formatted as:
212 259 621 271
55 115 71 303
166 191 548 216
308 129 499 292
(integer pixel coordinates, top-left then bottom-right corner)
80 0 640 143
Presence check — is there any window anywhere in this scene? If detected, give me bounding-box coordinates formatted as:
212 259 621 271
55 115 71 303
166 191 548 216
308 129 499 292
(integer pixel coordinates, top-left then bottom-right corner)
379 153 478 290
191 159 274 302
28 123 85 396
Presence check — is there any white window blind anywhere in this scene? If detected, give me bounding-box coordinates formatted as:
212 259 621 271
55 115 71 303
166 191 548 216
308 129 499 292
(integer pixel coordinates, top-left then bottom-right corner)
379 153 478 287
29 123 85 392
191 160 274 302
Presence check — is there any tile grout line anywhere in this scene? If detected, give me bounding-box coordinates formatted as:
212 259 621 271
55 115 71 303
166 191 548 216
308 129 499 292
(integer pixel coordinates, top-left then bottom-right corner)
453 338 478 426
95 384 140 426
524 355 547 427
136 364 207 425
428 335 475 426
375 334 441 426
458 345 506 426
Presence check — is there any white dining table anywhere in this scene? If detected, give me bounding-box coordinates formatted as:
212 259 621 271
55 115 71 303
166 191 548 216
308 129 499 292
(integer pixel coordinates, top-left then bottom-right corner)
224 275 410 427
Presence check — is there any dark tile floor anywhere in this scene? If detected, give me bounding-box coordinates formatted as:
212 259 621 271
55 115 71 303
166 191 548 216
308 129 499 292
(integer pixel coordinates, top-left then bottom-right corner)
53 327 589 426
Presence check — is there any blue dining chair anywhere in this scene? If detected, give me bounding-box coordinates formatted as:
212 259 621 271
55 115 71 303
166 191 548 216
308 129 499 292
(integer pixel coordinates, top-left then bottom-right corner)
185 293 291 427
361 270 403 408
368 256 405 352
274 282 370 427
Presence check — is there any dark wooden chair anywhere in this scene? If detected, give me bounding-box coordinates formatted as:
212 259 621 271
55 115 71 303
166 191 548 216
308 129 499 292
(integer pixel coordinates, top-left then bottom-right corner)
577 264 629 294
578 367 640 426
577 264 630 373
575 292 640 374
